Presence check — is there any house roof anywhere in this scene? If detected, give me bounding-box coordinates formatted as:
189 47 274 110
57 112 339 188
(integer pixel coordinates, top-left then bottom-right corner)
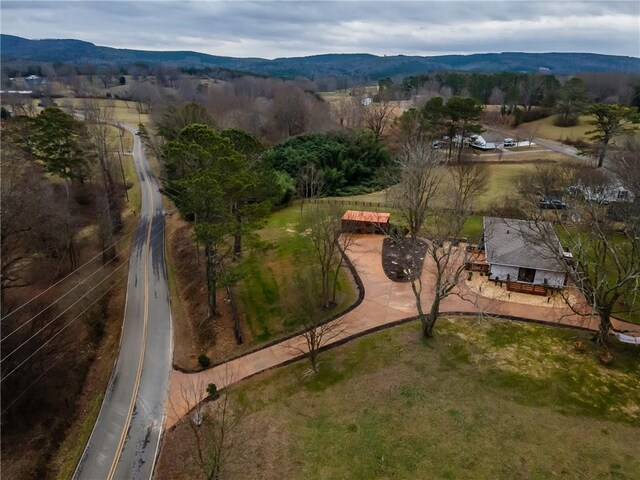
483 217 566 272
341 210 390 223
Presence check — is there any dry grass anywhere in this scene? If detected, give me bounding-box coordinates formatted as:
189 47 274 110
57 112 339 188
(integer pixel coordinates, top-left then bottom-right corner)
157 317 640 480
516 115 594 143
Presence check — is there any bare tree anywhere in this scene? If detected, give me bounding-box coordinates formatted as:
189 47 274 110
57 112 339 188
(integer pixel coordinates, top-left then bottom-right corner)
272 84 309 138
285 268 345 373
611 135 640 199
393 143 488 337
171 375 243 480
394 140 442 243
360 100 396 142
82 98 123 232
302 205 356 308
390 140 440 336
296 163 325 214
521 166 640 345
334 97 359 128
419 164 487 337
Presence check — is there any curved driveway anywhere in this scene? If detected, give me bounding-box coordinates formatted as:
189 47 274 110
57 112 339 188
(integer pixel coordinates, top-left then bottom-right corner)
75 125 172 480
167 235 639 427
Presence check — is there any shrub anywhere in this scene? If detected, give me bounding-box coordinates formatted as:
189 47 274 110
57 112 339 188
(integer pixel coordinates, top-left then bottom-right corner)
206 383 220 399
522 108 552 123
512 107 524 126
198 353 211 369
553 114 580 127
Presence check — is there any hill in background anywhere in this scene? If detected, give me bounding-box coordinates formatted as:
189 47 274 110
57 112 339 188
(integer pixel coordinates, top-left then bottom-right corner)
2 34 639 80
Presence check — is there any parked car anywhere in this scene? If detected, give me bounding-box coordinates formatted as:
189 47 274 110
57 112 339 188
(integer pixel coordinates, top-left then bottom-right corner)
539 195 568 209
503 138 516 148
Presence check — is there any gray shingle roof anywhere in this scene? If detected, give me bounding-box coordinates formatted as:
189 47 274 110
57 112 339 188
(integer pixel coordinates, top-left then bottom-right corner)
483 217 566 272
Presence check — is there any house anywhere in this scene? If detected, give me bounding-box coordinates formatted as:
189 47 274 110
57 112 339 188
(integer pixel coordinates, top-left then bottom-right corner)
341 210 390 234
579 183 634 204
483 217 567 288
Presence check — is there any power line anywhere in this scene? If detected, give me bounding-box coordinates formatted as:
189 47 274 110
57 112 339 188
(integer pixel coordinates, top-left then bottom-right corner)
1 222 140 323
1 350 66 415
1 217 167 343
1 259 130 364
1 237 130 343
1 277 125 383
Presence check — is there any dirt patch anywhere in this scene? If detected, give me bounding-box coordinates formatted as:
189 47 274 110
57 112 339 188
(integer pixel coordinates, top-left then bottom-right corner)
381 237 427 282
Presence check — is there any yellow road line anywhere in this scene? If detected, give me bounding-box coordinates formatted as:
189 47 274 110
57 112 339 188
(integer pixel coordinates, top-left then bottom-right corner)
106 151 154 480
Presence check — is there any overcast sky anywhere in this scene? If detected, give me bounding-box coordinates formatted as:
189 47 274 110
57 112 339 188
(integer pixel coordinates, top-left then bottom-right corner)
1 1 639 59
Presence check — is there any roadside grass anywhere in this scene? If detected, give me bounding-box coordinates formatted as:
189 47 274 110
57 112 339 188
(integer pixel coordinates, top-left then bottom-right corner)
474 150 574 163
158 317 640 480
237 204 358 343
122 152 141 214
53 394 104 480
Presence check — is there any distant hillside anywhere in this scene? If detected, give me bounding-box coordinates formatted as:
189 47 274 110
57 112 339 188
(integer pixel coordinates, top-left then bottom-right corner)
2 35 639 79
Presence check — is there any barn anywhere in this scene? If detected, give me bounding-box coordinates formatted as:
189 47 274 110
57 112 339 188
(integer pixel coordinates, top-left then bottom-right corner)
341 210 390 234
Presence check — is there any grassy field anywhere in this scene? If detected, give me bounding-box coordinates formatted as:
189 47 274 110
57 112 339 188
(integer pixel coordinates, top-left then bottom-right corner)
237 204 358 342
516 115 594 143
56 97 153 127
157 317 640 480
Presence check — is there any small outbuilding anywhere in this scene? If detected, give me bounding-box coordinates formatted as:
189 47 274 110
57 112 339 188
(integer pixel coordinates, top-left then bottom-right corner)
341 210 390 234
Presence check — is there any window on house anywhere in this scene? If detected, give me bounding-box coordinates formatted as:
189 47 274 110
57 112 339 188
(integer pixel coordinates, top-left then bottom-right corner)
617 190 629 200
517 267 536 283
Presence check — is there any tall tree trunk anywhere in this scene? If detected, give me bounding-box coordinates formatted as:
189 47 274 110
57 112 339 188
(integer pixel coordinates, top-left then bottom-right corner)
597 139 609 168
205 246 217 318
232 208 242 260
424 295 441 338
331 255 345 304
233 233 241 260
596 312 611 345
410 277 428 336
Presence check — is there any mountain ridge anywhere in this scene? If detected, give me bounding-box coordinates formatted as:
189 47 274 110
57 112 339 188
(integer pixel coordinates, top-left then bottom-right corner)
2 34 639 79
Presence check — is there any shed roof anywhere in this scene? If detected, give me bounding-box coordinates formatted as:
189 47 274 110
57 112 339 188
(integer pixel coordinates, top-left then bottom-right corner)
341 210 390 223
483 217 566 272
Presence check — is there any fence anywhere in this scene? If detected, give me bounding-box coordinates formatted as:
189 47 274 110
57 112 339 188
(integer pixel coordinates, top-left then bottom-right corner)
465 262 490 273
307 197 480 217
506 281 548 296
308 198 391 208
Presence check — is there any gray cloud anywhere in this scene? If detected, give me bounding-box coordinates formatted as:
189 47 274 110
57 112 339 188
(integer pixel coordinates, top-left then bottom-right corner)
1 1 638 58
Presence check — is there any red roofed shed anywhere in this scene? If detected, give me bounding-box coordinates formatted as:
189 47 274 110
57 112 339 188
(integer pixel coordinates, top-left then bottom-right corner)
341 210 390 234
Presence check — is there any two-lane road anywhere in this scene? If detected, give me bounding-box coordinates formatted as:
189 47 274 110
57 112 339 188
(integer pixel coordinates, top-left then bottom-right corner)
74 124 172 480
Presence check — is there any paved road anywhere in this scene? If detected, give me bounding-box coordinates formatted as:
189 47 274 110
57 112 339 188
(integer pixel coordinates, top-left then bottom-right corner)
485 124 587 162
75 125 172 480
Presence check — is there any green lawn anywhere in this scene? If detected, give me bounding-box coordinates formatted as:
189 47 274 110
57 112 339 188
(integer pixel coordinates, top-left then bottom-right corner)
159 317 640 479
237 204 358 343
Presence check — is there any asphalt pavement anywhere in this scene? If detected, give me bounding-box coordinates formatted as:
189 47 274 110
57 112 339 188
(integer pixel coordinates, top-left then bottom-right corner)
74 125 172 480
